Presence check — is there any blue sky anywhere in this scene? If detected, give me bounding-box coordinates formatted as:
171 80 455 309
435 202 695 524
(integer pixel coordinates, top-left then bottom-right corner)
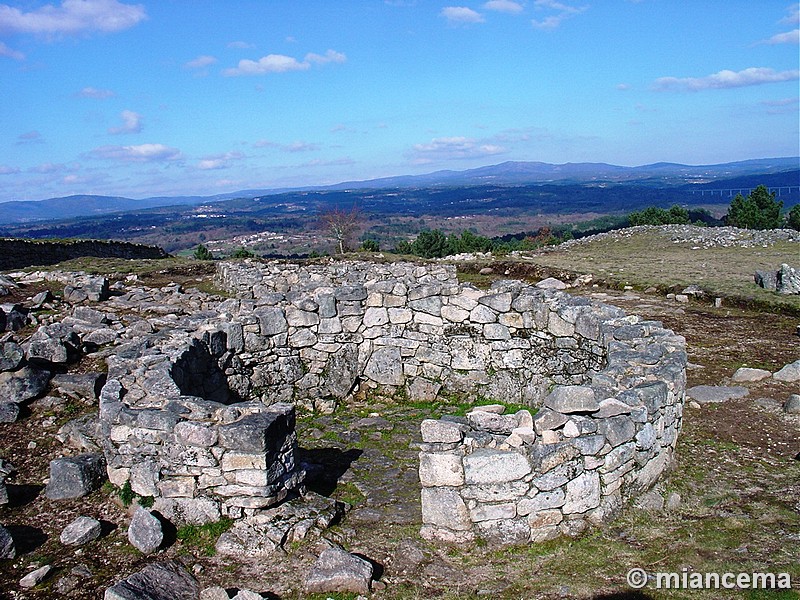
1 0 798 202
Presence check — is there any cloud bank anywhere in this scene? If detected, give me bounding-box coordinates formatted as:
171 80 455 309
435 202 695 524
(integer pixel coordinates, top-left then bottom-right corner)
223 49 346 76
654 67 800 92
0 0 146 36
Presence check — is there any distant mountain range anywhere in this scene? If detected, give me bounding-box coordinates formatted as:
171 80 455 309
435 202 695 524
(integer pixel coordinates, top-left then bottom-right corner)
0 157 797 226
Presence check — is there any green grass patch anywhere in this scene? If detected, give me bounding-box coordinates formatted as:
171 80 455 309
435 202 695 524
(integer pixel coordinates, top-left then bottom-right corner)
176 518 234 556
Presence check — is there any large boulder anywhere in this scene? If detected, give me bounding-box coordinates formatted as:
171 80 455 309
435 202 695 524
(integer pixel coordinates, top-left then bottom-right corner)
127 507 163 554
773 359 800 383
60 516 102 546
0 341 24 372
0 365 51 404
104 561 199 600
777 264 800 295
305 545 374 595
45 453 107 500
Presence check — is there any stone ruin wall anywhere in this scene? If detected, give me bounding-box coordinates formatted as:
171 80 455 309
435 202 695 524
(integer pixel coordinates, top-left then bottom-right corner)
0 238 168 271
99 259 686 539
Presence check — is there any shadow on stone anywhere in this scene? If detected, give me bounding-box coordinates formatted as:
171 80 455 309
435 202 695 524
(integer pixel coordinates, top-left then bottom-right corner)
5 484 43 508
297 447 363 497
153 510 177 549
353 552 384 581
4 524 47 555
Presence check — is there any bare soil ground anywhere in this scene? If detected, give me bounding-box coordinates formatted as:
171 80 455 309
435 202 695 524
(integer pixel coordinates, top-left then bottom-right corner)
1 254 798 599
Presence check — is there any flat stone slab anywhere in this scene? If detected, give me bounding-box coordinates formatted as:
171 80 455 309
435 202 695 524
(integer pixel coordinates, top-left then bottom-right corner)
731 367 771 382
686 385 749 404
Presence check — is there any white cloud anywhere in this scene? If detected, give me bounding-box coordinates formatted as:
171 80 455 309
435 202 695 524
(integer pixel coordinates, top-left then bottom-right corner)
654 67 800 92
78 86 115 99
780 3 799 26
756 28 799 45
185 55 218 69
0 40 24 60
223 49 345 76
0 0 146 36
441 6 485 24
108 110 142 134
196 151 245 170
483 0 524 13
88 143 182 162
409 136 506 163
531 0 586 29
305 49 346 65
253 139 319 152
616 83 631 91
0 165 20 174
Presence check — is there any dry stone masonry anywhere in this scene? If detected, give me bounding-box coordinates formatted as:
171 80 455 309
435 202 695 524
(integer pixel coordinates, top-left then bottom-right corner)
97 259 686 541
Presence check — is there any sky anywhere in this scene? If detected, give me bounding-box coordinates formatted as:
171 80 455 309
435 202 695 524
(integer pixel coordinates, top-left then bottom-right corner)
0 0 798 202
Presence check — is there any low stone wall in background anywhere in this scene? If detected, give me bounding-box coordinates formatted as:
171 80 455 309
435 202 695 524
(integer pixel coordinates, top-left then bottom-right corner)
0 238 168 271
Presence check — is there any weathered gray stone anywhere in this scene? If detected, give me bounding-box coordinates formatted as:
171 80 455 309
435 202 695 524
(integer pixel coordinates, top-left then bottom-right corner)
777 263 800 295
419 452 464 487
305 545 373 595
0 523 15 558
784 394 800 414
217 405 294 453
0 365 51 403
533 408 569 433
51 372 104 401
562 470 601 514
463 449 531 484
0 402 19 423
127 507 163 554
598 415 636 447
20 564 53 588
731 367 772 382
536 277 568 290
420 419 469 444
773 359 800 383
364 346 403 385
60 516 102 546
686 385 749 404
466 409 518 434
104 560 199 600
0 341 23 372
45 453 107 500
544 386 598 414
421 487 471 530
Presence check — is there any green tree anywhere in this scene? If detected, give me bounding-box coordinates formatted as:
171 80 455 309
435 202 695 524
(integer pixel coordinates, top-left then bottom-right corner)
726 185 783 229
229 247 255 258
786 204 800 231
628 205 690 226
411 229 451 258
193 244 214 260
360 239 380 252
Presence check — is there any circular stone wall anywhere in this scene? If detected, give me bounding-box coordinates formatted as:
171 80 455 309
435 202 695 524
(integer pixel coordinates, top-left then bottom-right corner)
99 260 686 536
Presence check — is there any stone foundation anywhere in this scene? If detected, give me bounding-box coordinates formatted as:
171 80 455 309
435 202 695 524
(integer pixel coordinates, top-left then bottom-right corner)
99 259 685 531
